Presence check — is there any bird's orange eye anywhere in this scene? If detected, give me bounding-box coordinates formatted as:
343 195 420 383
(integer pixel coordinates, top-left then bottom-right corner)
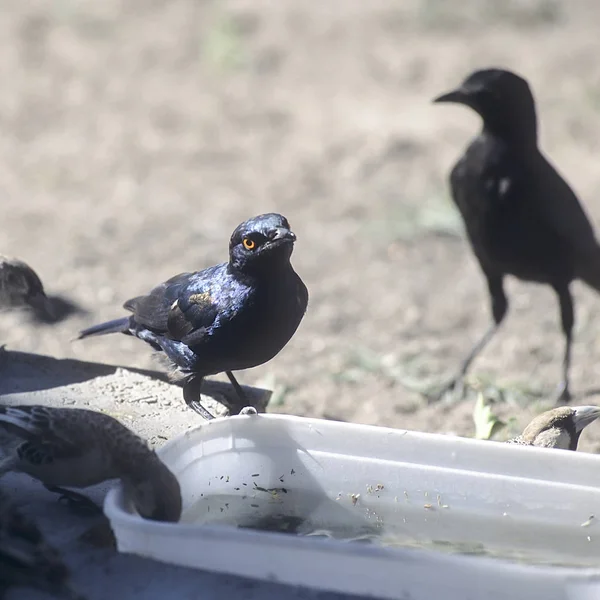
243 237 256 250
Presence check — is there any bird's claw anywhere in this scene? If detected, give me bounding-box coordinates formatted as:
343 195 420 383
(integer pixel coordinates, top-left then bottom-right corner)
189 401 216 420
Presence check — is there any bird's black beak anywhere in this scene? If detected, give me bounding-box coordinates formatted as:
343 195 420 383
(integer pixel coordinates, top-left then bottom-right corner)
271 228 297 243
433 89 468 105
26 291 55 320
571 406 600 433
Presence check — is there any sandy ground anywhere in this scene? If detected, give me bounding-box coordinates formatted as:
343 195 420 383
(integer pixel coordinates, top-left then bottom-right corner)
3 0 600 451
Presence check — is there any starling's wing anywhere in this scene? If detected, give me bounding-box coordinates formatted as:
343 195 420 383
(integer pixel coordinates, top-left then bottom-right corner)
123 272 196 333
165 264 244 347
125 264 238 347
534 154 599 255
166 288 220 347
0 406 80 465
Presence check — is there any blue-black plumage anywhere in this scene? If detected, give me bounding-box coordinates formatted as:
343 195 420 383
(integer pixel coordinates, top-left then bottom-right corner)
77 213 308 418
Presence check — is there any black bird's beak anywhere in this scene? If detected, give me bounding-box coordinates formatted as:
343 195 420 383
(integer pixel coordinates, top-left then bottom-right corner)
571 406 600 433
271 228 297 243
433 89 467 105
26 291 55 320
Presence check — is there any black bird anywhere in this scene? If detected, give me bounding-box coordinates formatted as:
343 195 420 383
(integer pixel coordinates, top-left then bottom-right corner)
77 213 308 419
0 255 54 319
433 68 600 403
507 405 600 450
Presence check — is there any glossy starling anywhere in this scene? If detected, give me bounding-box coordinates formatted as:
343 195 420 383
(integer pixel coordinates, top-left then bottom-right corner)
433 68 600 403
77 213 308 419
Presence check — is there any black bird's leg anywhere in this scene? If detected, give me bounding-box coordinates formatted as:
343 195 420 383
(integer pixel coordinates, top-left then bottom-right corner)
225 371 248 415
553 284 574 404
44 484 103 515
182 376 216 420
435 275 508 401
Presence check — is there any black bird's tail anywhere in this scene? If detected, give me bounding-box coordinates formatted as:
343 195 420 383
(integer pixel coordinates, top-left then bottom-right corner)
577 245 600 293
77 317 131 340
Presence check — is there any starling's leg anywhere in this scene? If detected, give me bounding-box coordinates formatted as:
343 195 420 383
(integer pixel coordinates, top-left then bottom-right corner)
44 484 103 515
553 284 574 404
225 371 248 414
182 376 216 420
434 274 507 401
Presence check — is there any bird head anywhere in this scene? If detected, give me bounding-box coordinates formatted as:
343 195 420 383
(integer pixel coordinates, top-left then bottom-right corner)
229 213 297 274
433 68 537 142
521 405 600 451
125 459 183 523
0 256 54 319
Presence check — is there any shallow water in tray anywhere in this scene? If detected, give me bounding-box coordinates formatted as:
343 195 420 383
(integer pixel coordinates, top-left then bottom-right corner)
182 488 600 569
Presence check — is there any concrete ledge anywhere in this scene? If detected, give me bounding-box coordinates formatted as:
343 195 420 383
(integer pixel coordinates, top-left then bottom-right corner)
0 350 272 446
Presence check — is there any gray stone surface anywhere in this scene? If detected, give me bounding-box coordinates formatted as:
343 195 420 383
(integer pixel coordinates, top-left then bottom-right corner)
0 350 367 600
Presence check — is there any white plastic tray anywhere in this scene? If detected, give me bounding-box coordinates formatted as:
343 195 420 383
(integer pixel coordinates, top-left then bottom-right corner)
104 414 600 599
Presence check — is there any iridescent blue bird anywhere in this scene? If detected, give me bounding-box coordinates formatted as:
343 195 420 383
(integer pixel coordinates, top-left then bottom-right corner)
77 214 308 419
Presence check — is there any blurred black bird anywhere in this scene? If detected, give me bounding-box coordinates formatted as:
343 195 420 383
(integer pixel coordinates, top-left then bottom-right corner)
77 213 308 419
507 405 600 450
0 487 84 599
433 68 600 403
0 255 54 320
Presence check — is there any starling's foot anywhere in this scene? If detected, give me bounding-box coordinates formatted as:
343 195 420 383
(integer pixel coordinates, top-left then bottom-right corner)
226 371 247 402
183 376 216 420
45 485 103 516
223 371 255 415
239 406 258 416
189 400 216 420
554 381 572 405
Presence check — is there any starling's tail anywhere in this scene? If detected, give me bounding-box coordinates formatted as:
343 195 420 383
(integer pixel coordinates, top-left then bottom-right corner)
577 245 600 293
76 317 131 340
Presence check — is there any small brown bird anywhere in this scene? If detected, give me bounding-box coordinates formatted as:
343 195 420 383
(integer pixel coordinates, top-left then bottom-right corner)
0 406 182 522
507 405 600 450
0 255 53 318
0 487 84 599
